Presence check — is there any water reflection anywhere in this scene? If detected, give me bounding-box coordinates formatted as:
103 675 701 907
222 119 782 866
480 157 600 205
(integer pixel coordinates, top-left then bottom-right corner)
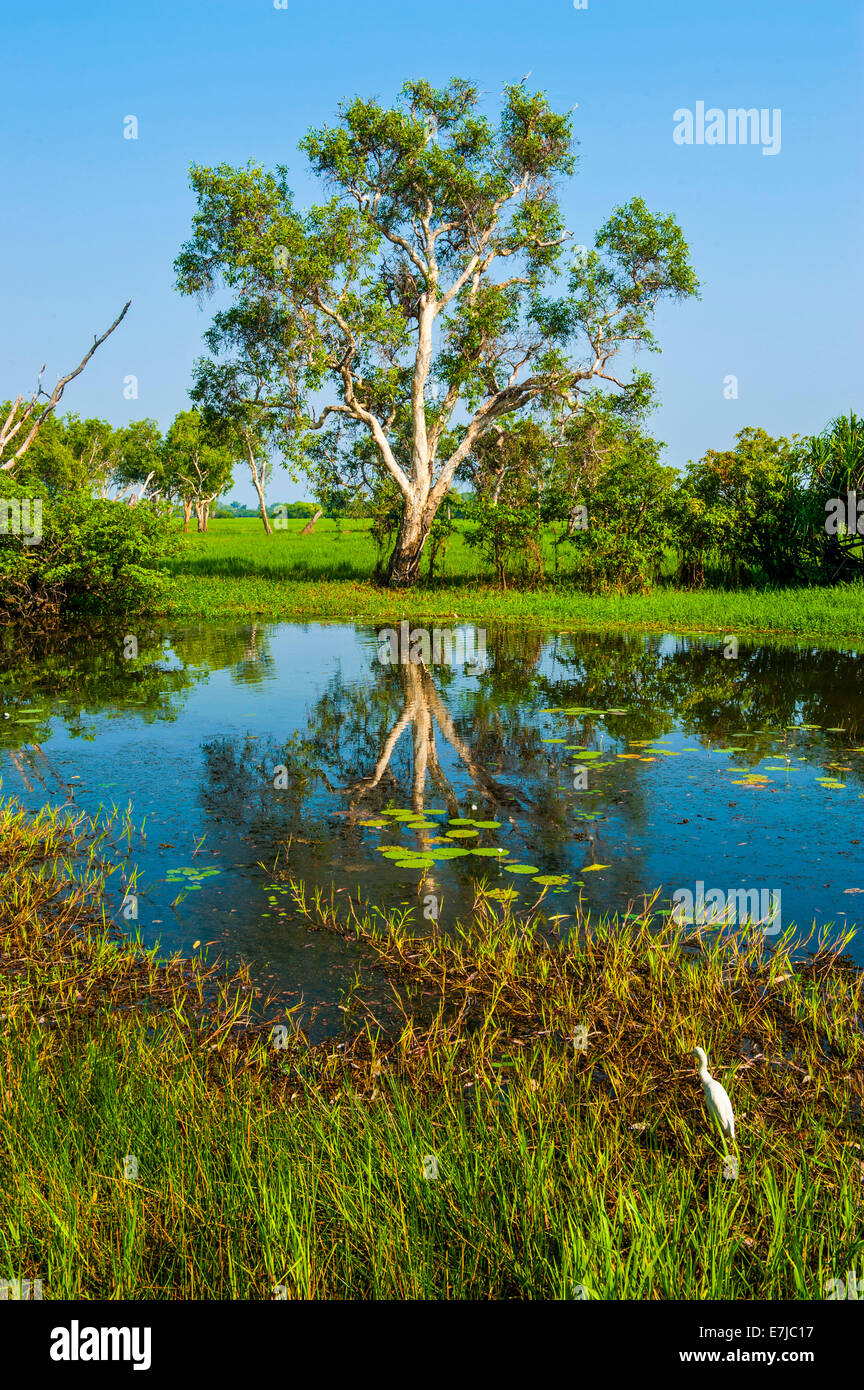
1 620 863 1032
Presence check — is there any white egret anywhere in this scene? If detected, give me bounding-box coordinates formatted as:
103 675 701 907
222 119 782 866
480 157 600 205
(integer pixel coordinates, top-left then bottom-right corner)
693 1046 736 1147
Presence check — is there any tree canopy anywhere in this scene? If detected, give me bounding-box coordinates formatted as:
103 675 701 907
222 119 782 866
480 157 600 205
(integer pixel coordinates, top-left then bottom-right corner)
175 76 699 585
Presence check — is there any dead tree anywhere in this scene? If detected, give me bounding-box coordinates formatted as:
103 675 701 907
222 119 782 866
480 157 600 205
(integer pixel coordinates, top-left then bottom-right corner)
0 302 131 471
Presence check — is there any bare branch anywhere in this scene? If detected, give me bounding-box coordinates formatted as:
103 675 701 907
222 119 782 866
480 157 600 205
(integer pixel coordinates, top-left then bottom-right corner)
0 301 132 472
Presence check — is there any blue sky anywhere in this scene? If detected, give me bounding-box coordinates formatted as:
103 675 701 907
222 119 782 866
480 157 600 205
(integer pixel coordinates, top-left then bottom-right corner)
1 0 861 504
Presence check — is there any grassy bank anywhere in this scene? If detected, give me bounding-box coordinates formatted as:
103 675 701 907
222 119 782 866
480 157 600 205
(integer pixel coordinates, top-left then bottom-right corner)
156 520 864 640
2 797 862 1299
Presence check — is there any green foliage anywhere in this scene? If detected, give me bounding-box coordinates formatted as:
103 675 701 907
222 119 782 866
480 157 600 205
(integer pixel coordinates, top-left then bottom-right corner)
464 407 675 594
565 430 677 593
464 419 552 587
8 410 119 499
163 409 234 526
801 412 864 581
675 427 812 586
0 475 170 624
174 77 698 586
112 419 165 498
806 411 864 495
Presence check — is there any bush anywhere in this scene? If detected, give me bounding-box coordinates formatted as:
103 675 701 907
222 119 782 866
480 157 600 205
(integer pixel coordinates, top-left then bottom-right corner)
0 479 170 624
674 428 813 587
564 436 677 594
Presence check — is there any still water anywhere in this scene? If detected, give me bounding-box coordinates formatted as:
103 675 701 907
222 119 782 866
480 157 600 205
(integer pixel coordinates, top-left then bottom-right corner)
2 621 863 1035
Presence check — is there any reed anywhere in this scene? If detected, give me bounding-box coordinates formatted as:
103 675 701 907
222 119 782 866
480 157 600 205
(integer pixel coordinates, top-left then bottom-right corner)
2 797 862 1299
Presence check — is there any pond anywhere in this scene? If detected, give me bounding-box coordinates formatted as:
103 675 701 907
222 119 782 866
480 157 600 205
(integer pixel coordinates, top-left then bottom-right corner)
2 619 863 1037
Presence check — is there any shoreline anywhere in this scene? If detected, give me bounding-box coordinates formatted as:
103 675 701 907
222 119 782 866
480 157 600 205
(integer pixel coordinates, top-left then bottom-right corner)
3 796 862 1299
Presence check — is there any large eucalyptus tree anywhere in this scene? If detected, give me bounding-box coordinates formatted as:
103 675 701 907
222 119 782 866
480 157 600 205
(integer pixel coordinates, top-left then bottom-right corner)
175 78 698 586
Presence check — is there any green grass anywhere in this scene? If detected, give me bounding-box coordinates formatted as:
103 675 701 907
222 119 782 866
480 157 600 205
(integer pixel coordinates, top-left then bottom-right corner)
157 520 864 641
3 797 862 1299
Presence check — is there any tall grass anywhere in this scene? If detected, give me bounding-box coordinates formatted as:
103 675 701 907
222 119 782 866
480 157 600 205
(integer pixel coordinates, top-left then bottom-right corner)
2 798 862 1299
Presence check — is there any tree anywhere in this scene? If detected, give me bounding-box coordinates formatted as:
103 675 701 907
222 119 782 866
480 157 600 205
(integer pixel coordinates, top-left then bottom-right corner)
464 417 553 587
563 423 676 593
162 409 234 531
112 419 165 505
189 303 286 534
61 415 123 497
8 411 129 500
675 427 809 586
175 77 698 587
802 411 864 581
0 302 130 472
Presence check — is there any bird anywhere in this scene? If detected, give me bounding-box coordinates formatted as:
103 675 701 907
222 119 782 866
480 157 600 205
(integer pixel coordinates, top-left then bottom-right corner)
693 1046 736 1148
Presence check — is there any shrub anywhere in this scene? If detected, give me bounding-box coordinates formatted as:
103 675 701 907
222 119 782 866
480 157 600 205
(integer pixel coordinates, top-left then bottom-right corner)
0 479 170 624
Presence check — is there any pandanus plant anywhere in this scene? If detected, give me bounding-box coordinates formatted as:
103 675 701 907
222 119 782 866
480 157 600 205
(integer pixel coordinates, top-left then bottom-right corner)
803 411 864 579
807 410 864 495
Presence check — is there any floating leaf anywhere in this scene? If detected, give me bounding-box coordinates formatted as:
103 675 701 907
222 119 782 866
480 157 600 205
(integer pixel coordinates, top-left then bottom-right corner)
471 847 509 857
447 829 479 839
505 864 540 875
533 874 569 886
581 864 610 872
